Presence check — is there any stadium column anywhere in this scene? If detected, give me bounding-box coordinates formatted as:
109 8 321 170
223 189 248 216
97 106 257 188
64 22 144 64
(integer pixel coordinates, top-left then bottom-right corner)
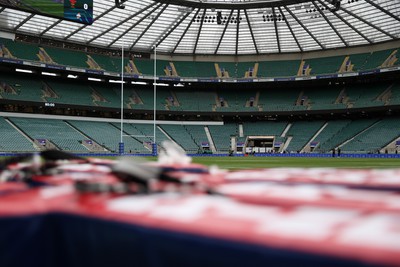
119 41 125 155
153 45 157 156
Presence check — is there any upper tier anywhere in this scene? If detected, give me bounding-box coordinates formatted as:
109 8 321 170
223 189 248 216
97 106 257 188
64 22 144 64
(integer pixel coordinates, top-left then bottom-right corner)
0 38 399 79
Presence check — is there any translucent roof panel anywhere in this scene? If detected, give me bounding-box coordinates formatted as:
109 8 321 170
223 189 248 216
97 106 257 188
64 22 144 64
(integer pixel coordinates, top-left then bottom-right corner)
0 0 398 55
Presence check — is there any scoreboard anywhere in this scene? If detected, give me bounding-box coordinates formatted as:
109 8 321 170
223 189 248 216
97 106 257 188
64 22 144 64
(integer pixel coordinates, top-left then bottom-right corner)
0 0 93 25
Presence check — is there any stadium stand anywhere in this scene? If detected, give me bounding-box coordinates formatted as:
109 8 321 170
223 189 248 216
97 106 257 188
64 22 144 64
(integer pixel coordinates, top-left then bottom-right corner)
171 90 217 111
45 80 95 106
134 58 169 76
44 46 88 68
90 53 120 72
160 125 200 153
0 38 38 61
0 73 45 102
9 118 88 152
387 81 400 106
184 125 210 150
257 60 300 77
130 123 171 148
306 56 344 75
345 83 388 108
348 53 370 71
363 49 398 70
67 120 144 153
317 119 379 152
0 38 398 78
340 117 400 153
215 90 258 112
0 117 34 152
208 123 238 152
90 85 121 108
286 121 325 152
313 120 352 152
258 87 305 112
305 86 345 110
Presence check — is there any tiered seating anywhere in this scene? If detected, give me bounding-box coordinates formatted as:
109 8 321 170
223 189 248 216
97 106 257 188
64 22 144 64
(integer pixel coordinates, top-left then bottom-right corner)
160 125 199 153
10 118 88 152
109 123 151 153
184 125 209 148
172 61 195 77
46 80 94 106
341 118 400 153
257 60 300 77
0 73 44 102
0 38 38 61
208 123 238 152
0 117 34 152
387 81 400 105
0 39 398 77
236 62 257 78
68 121 143 152
109 57 128 73
90 54 119 72
44 46 87 68
363 49 398 70
258 88 304 111
216 62 236 78
133 87 171 110
348 53 370 71
286 121 325 152
318 119 378 151
172 90 216 111
215 90 257 112
306 56 344 75
313 120 351 152
134 59 169 76
346 84 388 108
305 87 345 110
242 121 287 136
91 85 120 108
132 124 171 147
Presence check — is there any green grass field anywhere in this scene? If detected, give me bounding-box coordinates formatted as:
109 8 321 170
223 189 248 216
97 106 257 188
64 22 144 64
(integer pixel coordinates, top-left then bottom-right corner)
3 155 398 170
127 156 400 170
191 157 400 169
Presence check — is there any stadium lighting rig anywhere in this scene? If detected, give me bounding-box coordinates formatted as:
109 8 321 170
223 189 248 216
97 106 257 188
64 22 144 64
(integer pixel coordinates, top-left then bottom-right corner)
326 0 341 12
115 0 127 9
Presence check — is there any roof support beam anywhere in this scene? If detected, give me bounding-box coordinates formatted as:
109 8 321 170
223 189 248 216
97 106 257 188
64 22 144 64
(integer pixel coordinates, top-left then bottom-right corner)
272 7 281 53
214 9 234 55
90 2 159 45
40 20 62 37
235 9 240 56
312 1 347 47
171 9 200 54
317 0 372 44
243 9 259 54
278 6 302 52
64 5 119 40
363 0 400 23
104 3 161 48
193 9 206 54
339 4 396 39
130 4 169 50
283 6 324 49
152 10 192 51
13 14 34 31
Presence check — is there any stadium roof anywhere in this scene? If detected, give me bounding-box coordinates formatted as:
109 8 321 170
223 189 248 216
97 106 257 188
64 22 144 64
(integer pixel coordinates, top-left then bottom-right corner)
0 0 399 55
